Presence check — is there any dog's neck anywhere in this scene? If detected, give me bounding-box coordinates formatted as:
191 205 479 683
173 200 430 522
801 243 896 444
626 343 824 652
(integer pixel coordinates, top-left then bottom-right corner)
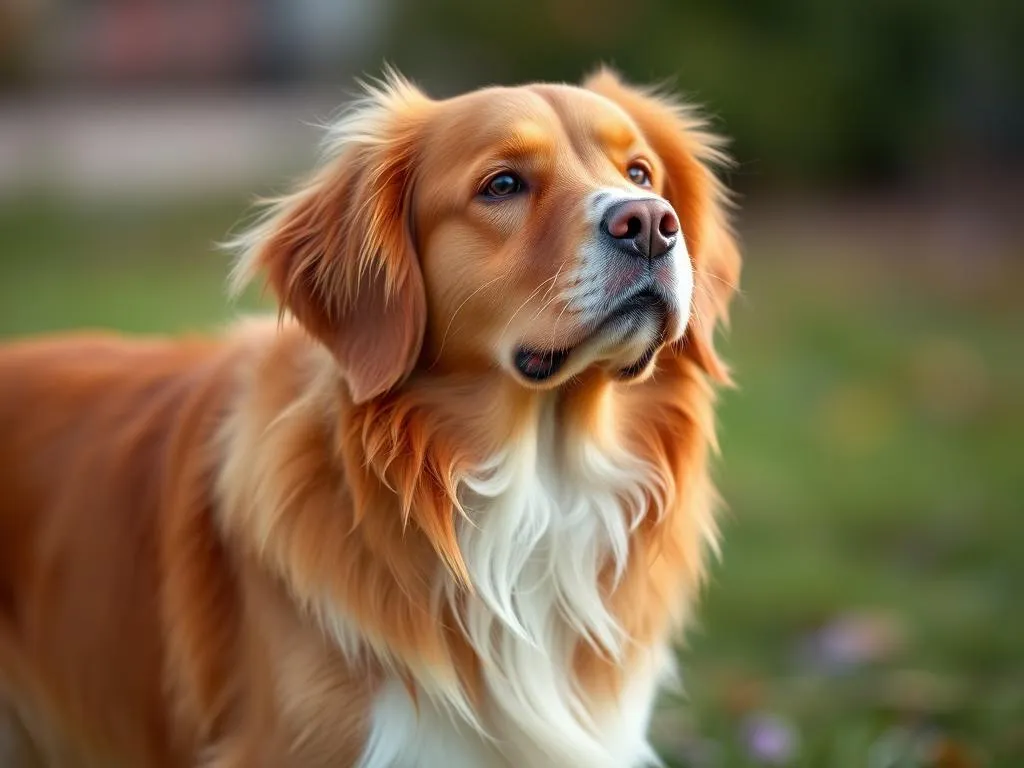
220 334 718 765
441 372 666 763
344 363 711 764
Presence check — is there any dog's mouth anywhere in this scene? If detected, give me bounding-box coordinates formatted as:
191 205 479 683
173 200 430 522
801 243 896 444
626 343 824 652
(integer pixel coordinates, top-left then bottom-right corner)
514 346 572 381
513 289 669 383
616 342 660 380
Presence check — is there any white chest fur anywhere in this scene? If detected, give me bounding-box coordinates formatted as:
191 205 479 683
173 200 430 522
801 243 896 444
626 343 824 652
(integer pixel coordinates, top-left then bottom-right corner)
358 400 671 767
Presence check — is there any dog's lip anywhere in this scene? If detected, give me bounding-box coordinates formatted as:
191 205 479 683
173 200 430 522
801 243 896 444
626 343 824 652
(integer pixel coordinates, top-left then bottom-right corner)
603 287 666 320
615 342 660 380
513 346 572 381
513 289 669 382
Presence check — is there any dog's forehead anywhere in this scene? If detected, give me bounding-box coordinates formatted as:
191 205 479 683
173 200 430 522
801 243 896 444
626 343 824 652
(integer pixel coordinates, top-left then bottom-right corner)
428 84 643 154
527 84 641 146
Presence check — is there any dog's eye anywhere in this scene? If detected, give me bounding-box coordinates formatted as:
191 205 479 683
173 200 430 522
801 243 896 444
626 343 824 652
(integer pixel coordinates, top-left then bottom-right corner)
626 163 652 188
482 172 524 198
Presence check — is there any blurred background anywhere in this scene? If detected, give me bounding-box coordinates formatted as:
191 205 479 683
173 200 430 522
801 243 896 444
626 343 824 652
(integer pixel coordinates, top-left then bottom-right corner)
1 1 1022 765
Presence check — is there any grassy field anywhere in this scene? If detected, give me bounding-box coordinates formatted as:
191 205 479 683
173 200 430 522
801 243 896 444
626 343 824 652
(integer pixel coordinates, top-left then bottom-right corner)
1 200 1021 766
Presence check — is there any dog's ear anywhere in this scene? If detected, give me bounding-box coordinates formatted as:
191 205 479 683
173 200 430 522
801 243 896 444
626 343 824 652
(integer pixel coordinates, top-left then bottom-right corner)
584 68 741 384
232 74 431 403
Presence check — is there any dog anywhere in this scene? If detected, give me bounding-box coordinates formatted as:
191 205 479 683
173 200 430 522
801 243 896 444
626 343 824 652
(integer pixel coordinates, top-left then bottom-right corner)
0 68 740 767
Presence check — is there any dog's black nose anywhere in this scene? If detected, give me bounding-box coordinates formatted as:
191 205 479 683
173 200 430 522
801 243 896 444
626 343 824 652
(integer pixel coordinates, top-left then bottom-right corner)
601 198 679 259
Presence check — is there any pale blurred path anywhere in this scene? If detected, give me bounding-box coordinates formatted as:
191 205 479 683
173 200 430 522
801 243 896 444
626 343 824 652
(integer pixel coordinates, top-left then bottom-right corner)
0 91 339 201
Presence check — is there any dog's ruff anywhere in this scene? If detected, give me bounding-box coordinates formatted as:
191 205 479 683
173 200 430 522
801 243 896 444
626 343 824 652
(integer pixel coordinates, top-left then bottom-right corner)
364 397 665 768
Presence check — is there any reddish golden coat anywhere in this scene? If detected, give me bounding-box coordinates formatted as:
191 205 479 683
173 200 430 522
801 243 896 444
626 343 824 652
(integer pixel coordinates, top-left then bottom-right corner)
0 69 739 767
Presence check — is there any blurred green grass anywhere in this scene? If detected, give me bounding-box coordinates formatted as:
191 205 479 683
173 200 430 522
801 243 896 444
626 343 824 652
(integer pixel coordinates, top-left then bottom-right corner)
0 201 1021 766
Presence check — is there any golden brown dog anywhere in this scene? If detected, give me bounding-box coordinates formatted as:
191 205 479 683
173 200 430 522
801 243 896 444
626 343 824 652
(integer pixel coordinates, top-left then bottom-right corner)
0 68 740 767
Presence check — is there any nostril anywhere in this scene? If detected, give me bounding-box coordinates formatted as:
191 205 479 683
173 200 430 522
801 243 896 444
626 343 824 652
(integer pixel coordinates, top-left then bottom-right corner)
607 213 644 239
659 211 679 238
624 216 643 239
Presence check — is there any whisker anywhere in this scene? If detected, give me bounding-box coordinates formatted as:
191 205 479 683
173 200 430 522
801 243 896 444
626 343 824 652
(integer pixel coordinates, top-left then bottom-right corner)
525 265 567 325
430 272 507 368
539 263 565 305
690 280 721 306
528 290 565 327
693 269 742 294
528 266 570 323
549 294 578 353
688 306 712 341
691 273 738 311
498 273 559 345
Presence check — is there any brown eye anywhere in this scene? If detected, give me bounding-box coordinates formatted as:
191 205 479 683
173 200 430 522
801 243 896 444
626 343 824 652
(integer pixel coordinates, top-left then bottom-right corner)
482 172 524 198
627 163 651 187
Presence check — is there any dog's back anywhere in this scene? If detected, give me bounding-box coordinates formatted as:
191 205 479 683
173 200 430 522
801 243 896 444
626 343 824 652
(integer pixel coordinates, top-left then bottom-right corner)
0 335 230 765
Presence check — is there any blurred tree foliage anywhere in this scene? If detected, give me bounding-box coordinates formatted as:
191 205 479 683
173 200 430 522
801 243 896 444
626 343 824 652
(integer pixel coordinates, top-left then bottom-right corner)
385 0 1024 187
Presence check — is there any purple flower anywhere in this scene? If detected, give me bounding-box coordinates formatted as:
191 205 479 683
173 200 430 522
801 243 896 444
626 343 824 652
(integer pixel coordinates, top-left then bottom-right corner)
799 611 905 674
741 713 799 765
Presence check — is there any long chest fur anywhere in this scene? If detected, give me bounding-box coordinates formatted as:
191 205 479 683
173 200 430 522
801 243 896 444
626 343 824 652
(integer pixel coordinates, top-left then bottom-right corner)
358 404 670 768
219 338 713 767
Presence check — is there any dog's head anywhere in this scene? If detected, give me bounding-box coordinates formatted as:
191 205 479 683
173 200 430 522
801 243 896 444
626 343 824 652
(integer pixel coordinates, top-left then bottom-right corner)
235 69 740 403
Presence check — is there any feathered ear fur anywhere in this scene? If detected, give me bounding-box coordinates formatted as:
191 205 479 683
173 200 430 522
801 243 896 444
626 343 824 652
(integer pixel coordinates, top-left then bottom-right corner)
584 68 741 384
231 73 432 403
